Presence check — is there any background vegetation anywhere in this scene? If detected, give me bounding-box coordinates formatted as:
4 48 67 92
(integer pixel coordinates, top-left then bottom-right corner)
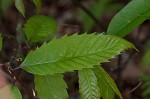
1 0 150 99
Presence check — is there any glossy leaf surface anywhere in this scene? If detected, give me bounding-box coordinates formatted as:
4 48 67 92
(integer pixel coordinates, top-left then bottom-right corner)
93 66 122 99
107 0 150 37
21 33 135 75
78 69 101 99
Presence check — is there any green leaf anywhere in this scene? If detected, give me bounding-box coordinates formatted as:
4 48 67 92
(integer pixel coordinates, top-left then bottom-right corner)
34 74 68 99
21 33 135 75
0 33 2 51
93 66 122 99
32 0 42 10
78 69 101 99
107 0 150 37
141 50 150 67
11 85 22 99
15 0 25 17
24 15 56 42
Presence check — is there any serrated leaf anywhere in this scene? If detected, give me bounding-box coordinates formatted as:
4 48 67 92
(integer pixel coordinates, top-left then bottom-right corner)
24 15 56 42
34 74 68 99
32 0 42 10
0 33 2 51
15 0 25 17
21 33 135 75
107 0 150 37
93 66 123 99
78 68 101 99
11 85 22 99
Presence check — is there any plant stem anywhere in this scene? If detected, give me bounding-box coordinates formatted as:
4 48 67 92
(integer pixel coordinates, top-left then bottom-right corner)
7 65 36 99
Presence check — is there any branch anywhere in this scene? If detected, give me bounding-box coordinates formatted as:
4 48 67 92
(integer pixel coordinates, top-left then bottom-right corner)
5 63 37 99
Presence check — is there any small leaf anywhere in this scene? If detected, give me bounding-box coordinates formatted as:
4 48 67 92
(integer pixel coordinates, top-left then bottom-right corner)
24 15 56 42
32 0 42 10
21 33 135 75
11 85 22 99
34 74 68 99
107 0 150 37
93 66 123 99
0 33 2 51
15 0 25 17
78 69 101 99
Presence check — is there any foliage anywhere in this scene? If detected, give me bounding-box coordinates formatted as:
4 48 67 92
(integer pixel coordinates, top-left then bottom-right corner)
34 74 68 99
107 0 150 37
93 66 117 99
14 0 42 17
24 15 56 42
20 33 135 75
11 85 22 99
79 66 123 99
3 0 150 99
78 69 101 99
15 0 25 17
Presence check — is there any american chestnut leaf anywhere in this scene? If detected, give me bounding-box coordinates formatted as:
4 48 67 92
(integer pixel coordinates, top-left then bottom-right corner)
20 33 135 75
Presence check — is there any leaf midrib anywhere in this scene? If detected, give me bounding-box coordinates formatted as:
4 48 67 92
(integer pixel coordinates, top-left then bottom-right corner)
21 44 124 67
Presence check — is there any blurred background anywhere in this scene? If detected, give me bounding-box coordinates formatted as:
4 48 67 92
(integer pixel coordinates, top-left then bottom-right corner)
1 0 150 99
